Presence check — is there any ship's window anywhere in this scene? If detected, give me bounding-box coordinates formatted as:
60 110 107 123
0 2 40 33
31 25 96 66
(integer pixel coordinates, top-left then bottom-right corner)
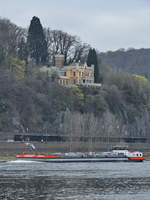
112 146 128 150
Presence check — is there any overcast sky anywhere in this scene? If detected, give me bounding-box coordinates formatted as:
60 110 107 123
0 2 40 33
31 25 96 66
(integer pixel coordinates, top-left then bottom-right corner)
0 0 150 52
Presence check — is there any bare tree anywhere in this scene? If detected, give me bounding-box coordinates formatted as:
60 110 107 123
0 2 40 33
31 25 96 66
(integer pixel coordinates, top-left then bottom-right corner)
45 29 90 65
0 18 25 61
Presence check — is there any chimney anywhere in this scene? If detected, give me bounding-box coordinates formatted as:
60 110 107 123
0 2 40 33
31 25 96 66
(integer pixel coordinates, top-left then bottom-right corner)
55 54 64 68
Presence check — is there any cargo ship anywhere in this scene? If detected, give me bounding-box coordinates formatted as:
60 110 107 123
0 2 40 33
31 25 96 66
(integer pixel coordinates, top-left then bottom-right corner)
16 146 145 162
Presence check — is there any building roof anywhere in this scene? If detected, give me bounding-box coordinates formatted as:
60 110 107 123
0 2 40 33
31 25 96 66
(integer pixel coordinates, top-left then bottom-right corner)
62 63 93 71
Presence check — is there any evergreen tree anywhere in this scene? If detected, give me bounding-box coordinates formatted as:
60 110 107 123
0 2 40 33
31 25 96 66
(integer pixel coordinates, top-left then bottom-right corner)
87 48 93 67
87 48 100 83
27 16 48 65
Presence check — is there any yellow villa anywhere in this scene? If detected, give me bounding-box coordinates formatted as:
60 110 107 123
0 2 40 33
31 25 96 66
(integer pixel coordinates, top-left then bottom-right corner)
40 54 101 88
59 63 94 86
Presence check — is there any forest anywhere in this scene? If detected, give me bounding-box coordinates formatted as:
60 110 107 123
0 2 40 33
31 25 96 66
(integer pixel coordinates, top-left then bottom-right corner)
99 48 150 79
0 16 150 139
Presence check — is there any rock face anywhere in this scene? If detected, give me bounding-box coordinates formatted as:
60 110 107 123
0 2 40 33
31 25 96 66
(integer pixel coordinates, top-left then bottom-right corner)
1 108 150 140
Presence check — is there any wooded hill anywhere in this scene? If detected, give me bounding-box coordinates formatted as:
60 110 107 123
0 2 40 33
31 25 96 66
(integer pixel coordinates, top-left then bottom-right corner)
99 48 150 79
0 16 150 139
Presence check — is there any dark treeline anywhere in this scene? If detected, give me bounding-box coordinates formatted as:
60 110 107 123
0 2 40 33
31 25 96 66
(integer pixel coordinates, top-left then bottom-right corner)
99 48 150 79
0 17 150 139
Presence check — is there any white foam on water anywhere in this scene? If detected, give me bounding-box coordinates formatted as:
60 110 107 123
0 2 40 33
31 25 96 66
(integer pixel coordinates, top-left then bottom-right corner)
8 160 40 163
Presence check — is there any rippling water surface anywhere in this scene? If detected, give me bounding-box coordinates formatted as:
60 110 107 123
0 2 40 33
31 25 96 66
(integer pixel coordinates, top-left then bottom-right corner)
0 160 150 199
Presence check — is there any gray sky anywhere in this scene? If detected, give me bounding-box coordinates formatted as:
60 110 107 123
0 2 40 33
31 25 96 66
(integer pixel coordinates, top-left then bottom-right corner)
0 0 150 52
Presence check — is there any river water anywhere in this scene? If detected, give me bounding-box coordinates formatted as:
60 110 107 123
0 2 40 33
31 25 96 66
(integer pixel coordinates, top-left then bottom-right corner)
0 160 150 200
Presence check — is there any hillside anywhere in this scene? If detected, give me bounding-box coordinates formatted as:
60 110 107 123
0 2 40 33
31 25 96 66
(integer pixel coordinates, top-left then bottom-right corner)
99 48 150 79
1 17 150 140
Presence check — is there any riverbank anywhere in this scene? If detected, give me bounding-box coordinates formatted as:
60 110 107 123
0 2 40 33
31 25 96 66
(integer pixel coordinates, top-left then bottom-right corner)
0 141 150 161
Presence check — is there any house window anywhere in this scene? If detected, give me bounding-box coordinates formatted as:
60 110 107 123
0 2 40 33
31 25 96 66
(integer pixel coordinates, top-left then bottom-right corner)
64 72 66 76
73 72 76 76
83 79 85 83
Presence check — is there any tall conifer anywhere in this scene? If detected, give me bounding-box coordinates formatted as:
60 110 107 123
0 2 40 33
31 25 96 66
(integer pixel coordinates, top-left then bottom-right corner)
87 48 93 67
87 48 100 83
27 16 48 65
